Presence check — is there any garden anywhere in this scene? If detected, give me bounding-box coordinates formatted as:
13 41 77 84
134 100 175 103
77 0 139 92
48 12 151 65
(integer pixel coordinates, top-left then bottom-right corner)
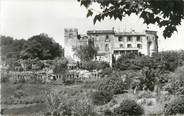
1 35 184 115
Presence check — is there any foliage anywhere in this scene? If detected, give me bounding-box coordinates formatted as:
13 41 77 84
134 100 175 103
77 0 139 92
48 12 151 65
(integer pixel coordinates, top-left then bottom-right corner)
1 34 63 62
139 67 159 91
0 35 26 61
164 96 184 115
114 51 184 72
20 33 63 60
153 51 183 72
53 57 68 74
114 99 144 116
99 67 113 78
114 53 140 70
45 91 61 114
74 43 97 62
97 75 127 94
91 90 113 105
1 74 9 83
137 91 154 99
45 89 96 116
13 90 27 99
80 61 109 71
78 0 184 38
164 65 184 95
62 74 76 85
31 58 45 70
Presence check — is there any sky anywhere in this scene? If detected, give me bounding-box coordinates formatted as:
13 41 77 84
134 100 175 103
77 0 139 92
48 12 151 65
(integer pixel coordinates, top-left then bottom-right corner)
0 0 184 51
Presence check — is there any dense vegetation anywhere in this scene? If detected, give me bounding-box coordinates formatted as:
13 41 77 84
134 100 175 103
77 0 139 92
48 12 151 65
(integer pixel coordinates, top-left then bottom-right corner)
114 99 144 116
1 34 184 115
0 34 64 61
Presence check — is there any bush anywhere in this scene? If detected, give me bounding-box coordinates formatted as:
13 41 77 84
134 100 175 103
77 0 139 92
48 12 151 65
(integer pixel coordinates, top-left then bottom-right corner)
1 75 9 83
99 68 113 78
114 99 144 116
164 96 184 115
80 61 109 71
62 75 75 85
14 90 27 99
137 91 154 99
164 66 184 95
97 76 127 94
91 90 113 105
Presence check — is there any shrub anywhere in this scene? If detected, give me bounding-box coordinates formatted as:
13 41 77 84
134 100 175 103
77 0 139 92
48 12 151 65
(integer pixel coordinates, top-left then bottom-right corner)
99 68 113 78
91 90 113 105
164 66 184 95
80 61 109 71
137 91 154 99
62 74 75 85
97 76 127 94
71 95 96 116
164 96 184 115
45 89 96 116
114 99 144 116
14 90 27 99
1 75 9 83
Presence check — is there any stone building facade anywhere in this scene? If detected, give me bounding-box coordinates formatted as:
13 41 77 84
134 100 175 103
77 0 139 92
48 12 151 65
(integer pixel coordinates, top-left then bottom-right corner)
64 28 158 65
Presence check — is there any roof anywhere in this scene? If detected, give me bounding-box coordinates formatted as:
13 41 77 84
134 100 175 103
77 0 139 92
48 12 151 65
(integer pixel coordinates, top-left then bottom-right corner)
97 52 108 56
115 32 145 36
113 48 139 51
145 30 157 35
87 30 115 34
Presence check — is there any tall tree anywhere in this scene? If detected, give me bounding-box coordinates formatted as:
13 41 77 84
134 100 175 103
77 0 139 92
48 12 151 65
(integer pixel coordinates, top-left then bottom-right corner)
0 35 26 61
78 0 184 38
74 43 97 62
20 33 63 60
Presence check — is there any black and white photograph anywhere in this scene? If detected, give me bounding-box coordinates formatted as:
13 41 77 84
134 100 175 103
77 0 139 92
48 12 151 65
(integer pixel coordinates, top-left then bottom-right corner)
0 0 184 115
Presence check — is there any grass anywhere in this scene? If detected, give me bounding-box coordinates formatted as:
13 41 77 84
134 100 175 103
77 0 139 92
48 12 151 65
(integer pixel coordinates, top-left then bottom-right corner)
3 103 47 115
0 82 177 115
1 82 86 115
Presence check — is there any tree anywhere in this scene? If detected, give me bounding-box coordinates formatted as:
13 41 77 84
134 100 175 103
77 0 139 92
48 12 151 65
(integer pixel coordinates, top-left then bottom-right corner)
0 35 26 61
115 52 140 70
74 43 97 62
20 33 63 60
78 0 184 38
53 57 68 74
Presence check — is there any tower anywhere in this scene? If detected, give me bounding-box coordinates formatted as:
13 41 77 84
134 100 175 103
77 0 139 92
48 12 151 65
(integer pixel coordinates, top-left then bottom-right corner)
64 28 78 60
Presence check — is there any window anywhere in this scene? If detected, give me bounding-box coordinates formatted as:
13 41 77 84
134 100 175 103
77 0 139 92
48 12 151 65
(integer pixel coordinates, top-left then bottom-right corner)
137 36 141 42
120 44 124 48
118 36 124 41
127 44 132 48
69 33 73 38
105 35 110 42
114 51 119 54
95 44 100 50
105 44 109 51
137 44 142 49
127 36 132 42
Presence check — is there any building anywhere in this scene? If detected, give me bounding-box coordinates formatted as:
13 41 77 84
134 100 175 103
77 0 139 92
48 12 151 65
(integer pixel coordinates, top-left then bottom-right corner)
64 28 158 65
64 28 89 61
